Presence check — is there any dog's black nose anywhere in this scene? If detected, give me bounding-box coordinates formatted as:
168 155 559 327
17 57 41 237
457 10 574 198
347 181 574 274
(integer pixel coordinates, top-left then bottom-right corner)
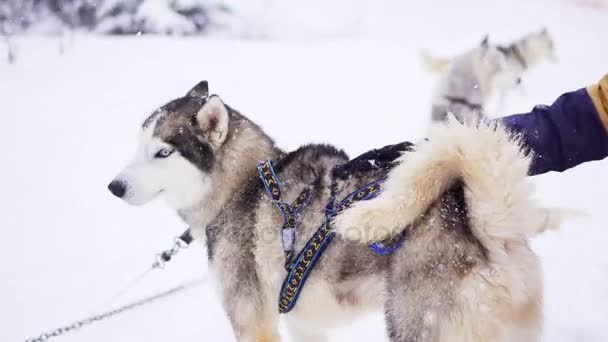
108 180 126 198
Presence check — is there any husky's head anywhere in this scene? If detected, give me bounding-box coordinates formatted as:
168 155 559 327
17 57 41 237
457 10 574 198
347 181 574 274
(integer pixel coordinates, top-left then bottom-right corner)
497 28 556 74
108 81 230 211
520 27 557 63
475 35 525 89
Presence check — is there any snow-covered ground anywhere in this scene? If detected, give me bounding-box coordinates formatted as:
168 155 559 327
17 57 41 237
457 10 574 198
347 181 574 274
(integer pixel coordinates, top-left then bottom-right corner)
2 0 607 341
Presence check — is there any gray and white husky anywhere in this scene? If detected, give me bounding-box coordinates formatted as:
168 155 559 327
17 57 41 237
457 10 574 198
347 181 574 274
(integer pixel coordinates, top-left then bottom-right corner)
109 81 559 341
422 28 556 123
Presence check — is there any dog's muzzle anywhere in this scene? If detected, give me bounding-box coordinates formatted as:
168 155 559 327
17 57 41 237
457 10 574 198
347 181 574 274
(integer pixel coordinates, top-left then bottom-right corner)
108 179 127 198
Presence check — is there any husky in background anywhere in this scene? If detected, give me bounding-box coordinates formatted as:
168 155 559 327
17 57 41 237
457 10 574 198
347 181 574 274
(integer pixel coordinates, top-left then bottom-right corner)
108 81 560 341
422 28 557 123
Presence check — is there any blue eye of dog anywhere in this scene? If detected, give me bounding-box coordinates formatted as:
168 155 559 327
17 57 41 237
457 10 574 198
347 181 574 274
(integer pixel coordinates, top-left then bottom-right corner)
155 149 173 159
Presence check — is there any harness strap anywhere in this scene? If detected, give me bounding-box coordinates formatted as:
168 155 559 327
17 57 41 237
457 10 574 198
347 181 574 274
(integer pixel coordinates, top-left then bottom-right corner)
443 95 483 112
278 179 406 313
257 160 313 270
257 159 408 313
368 230 406 255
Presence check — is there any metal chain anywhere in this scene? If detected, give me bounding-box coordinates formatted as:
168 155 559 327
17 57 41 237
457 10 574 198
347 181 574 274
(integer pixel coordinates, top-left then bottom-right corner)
152 236 190 269
24 230 199 342
24 276 206 342
152 230 193 269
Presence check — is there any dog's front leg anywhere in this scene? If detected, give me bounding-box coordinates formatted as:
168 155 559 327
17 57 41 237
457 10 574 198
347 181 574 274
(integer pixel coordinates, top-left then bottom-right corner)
238 323 281 342
214 263 280 342
221 293 280 342
483 90 505 117
286 321 328 342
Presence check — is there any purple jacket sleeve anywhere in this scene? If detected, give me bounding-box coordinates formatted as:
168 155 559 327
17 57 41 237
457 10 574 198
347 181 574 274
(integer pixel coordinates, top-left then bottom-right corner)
500 88 608 176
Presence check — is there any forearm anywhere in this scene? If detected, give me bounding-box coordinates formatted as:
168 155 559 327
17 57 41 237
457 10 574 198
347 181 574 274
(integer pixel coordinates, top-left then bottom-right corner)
500 76 608 176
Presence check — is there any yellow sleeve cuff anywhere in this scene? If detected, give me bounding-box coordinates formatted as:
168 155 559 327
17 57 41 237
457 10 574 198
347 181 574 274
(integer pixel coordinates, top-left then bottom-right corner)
587 74 608 134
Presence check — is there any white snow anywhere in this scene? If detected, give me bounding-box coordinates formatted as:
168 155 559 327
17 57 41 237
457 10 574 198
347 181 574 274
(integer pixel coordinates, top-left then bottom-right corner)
2 0 607 341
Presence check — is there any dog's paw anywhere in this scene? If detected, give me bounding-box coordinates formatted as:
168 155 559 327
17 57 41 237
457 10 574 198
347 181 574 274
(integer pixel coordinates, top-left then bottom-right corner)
333 199 398 243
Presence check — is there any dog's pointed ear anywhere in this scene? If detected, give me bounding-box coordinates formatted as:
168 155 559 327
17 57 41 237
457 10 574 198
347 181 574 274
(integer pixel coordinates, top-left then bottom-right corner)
196 95 229 147
480 35 489 48
540 26 548 35
187 80 209 98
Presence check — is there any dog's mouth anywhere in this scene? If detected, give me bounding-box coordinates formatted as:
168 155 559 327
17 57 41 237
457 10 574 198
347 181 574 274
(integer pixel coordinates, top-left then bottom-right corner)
122 189 164 206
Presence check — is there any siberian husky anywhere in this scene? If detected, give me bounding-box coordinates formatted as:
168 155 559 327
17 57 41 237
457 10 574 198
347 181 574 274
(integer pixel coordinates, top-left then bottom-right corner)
421 28 556 123
108 81 558 341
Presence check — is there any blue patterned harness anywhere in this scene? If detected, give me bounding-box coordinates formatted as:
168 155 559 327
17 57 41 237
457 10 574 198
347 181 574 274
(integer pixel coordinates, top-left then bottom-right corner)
256 160 406 313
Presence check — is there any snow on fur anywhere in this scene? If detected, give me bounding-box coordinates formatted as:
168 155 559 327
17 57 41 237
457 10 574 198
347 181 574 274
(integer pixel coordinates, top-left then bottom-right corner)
333 117 574 246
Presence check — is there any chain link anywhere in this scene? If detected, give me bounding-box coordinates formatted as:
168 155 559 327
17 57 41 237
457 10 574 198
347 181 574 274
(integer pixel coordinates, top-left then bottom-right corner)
152 235 191 269
24 277 206 342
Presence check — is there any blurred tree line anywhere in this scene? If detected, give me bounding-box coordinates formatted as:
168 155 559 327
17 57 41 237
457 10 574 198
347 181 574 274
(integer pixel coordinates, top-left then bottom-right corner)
0 0 232 36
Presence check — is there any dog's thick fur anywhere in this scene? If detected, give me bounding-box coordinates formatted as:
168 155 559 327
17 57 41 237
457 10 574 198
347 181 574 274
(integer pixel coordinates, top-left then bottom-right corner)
109 82 548 341
422 28 556 123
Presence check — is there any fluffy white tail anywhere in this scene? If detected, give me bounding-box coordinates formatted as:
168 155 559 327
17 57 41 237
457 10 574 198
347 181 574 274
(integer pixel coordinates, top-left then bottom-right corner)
419 48 451 74
333 117 579 246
